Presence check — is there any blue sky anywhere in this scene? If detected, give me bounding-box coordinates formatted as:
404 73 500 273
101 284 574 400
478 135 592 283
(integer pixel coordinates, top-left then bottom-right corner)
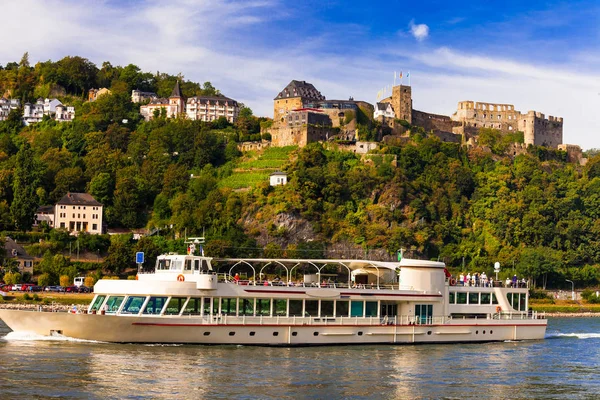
1 0 599 148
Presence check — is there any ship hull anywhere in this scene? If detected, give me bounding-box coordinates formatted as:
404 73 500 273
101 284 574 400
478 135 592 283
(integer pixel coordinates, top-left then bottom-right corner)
0 309 547 345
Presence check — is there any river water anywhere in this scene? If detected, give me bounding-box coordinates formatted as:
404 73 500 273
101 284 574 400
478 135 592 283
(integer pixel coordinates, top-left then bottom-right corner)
0 317 598 399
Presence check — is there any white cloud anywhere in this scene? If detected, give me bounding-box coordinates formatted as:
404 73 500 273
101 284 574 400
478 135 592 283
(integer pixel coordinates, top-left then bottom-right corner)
409 20 429 42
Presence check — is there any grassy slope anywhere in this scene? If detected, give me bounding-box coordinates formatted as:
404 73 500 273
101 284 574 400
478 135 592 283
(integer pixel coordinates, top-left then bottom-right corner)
219 146 297 189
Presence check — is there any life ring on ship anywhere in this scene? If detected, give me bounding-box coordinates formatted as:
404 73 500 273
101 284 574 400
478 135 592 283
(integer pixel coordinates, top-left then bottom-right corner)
450 278 456 286
135 275 139 280
177 274 185 282
496 306 502 313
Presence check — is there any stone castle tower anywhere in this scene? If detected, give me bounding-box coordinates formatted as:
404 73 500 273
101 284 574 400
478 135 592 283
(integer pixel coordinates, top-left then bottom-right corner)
380 85 413 123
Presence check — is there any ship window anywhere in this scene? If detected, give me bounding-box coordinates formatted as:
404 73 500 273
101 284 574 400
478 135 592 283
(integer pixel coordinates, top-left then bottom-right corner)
456 293 467 304
165 297 187 315
321 300 334 317
185 260 192 271
469 292 479 304
273 299 287 316
250 332 256 336
491 293 498 305
144 296 168 315
292 332 298 336
365 301 378 317
105 296 125 314
202 297 212 316
170 260 182 271
90 295 106 312
289 299 303 317
157 259 171 270
221 298 237 316
256 299 271 316
121 296 146 314
194 260 200 271
335 300 349 317
520 293 526 311
305 300 318 317
415 304 433 324
184 298 201 315
229 332 235 336
449 292 455 304
239 298 254 316
481 293 491 304
350 301 364 317
273 332 279 336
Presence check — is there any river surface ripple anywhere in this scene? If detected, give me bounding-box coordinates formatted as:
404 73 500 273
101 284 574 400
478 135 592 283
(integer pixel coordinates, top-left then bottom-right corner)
1 317 599 399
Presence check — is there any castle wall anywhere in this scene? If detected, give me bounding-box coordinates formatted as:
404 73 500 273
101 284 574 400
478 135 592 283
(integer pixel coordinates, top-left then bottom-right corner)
412 109 460 134
519 111 563 148
451 101 520 132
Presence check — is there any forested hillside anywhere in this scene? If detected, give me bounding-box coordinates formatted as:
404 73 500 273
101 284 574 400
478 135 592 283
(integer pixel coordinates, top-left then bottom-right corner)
1 53 600 290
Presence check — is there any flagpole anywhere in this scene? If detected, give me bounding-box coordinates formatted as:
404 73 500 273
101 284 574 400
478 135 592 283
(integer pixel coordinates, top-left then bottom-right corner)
394 71 396 87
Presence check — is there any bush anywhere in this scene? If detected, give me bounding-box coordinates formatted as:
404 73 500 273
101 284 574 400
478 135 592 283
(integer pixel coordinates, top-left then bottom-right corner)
529 288 552 300
84 276 95 287
3 272 22 285
23 293 31 301
581 289 600 304
59 275 71 287
33 294 39 301
38 273 51 287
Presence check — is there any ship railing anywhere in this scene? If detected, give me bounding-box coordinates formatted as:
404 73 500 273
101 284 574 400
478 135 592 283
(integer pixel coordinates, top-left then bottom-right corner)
179 314 456 326
221 280 401 290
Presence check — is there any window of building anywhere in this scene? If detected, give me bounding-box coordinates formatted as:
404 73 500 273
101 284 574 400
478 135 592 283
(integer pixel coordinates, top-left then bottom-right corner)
92 224 97 230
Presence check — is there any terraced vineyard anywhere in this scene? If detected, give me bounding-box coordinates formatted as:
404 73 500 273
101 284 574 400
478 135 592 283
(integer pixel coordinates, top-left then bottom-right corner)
219 146 297 189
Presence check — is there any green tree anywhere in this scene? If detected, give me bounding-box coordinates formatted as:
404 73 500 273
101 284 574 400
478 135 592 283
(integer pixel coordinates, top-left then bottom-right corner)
104 234 134 274
11 142 40 231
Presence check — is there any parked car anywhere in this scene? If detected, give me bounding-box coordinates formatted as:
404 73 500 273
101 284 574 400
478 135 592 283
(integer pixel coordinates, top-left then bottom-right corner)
21 283 36 291
44 285 65 292
0 284 12 291
65 285 92 293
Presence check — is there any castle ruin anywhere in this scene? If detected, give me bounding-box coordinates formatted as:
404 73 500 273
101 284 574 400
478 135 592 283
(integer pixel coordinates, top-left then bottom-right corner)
451 101 563 148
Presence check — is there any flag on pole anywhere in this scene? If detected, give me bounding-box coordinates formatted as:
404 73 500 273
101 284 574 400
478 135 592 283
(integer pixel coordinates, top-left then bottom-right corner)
398 71 403 79
407 71 411 86
394 71 397 87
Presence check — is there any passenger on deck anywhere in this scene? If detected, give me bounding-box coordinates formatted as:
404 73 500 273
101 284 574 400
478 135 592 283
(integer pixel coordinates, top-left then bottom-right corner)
466 273 471 287
505 277 511 287
512 275 518 288
459 273 465 286
481 272 488 287
234 273 240 284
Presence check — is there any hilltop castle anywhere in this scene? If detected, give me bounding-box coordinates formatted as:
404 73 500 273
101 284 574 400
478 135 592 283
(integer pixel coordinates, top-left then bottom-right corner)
377 85 564 148
270 80 373 147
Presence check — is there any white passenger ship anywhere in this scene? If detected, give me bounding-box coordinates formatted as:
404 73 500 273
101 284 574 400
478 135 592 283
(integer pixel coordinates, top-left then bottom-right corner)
0 245 547 345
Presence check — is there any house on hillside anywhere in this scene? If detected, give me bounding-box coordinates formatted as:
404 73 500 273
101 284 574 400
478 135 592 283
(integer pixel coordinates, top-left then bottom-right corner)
2 237 34 275
54 192 103 235
34 205 54 228
269 171 288 186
